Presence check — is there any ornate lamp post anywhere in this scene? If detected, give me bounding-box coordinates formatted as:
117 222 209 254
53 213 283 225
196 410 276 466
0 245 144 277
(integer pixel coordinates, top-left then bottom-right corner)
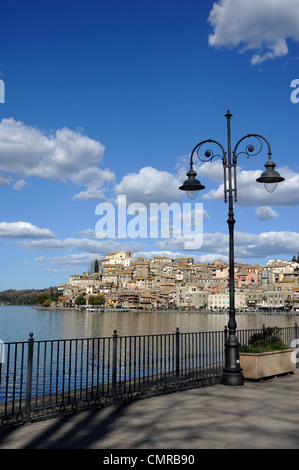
179 110 285 386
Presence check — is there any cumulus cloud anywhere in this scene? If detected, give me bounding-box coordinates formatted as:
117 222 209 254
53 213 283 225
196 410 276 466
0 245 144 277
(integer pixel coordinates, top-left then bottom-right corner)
158 230 299 259
26 239 145 269
0 118 114 199
0 221 55 238
256 206 279 221
208 0 299 64
199 164 298 206
17 236 144 255
131 249 227 264
0 173 13 186
12 179 29 190
114 166 184 205
72 167 115 200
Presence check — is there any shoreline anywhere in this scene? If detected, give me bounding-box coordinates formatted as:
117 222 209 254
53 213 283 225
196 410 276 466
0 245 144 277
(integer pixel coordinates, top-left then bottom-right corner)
1 304 297 316
32 305 296 315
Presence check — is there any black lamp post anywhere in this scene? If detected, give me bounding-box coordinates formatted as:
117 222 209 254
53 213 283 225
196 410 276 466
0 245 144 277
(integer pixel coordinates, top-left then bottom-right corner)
179 110 285 386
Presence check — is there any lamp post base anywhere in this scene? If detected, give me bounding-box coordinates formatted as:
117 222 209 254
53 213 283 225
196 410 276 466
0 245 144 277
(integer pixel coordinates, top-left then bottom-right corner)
222 370 244 386
222 333 244 386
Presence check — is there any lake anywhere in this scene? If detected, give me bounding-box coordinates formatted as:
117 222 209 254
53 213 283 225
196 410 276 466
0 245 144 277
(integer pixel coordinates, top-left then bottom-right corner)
1 305 299 342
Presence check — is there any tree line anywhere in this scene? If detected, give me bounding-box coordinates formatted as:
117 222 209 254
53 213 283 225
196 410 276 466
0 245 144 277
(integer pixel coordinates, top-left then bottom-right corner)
0 287 60 305
75 294 105 307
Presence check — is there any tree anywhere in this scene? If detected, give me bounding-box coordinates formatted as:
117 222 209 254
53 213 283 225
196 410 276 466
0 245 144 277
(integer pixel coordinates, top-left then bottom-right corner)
75 295 86 306
36 293 49 305
94 259 99 273
88 259 100 274
88 295 105 306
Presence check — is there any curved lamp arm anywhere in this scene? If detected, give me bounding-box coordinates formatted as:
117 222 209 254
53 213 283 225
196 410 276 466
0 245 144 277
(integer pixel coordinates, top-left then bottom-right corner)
233 133 284 194
180 138 227 200
233 133 272 163
190 138 227 165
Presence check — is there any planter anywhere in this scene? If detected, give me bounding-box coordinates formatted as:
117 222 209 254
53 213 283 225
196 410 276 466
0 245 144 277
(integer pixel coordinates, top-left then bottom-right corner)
239 349 296 380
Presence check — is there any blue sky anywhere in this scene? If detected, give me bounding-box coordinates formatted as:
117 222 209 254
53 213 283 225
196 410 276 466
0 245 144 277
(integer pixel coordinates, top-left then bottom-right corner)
0 0 298 290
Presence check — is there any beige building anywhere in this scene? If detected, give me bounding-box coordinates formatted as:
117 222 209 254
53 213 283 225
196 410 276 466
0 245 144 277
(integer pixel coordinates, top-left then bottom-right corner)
102 250 132 267
208 292 246 310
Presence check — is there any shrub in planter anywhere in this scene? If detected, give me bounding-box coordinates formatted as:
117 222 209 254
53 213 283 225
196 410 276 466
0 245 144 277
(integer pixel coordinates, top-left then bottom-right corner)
239 327 296 380
239 326 289 353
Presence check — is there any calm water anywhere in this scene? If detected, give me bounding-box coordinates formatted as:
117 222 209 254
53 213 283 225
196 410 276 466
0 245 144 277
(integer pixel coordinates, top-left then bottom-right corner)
1 305 299 342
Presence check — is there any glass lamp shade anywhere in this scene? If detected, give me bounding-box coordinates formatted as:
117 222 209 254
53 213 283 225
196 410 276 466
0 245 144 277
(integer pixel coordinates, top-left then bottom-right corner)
186 190 199 200
263 182 278 193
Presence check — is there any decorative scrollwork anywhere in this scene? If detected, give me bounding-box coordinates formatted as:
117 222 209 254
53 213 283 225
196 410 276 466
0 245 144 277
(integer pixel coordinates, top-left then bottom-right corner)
191 139 226 165
233 133 271 164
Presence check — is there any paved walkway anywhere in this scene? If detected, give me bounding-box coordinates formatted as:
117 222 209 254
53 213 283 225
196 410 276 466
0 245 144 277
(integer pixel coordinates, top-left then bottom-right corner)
0 372 298 450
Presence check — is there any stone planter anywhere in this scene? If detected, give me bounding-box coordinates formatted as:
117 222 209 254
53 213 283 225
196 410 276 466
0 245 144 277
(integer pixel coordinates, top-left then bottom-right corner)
239 349 296 380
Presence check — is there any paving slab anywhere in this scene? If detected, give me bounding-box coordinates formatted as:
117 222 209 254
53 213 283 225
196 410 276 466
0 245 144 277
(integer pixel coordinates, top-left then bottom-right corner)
0 371 298 452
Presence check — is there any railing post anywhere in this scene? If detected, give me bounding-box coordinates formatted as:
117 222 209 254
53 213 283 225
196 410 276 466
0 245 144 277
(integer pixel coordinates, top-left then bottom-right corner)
112 330 117 404
262 324 266 338
26 332 34 423
224 325 228 342
294 323 299 369
176 327 180 391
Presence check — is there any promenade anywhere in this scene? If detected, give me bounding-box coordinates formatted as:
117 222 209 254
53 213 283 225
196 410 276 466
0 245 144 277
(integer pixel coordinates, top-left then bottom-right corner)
0 371 298 451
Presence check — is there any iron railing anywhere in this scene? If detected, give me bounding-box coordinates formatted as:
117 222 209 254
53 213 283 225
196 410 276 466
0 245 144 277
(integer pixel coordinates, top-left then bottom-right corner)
0 324 298 427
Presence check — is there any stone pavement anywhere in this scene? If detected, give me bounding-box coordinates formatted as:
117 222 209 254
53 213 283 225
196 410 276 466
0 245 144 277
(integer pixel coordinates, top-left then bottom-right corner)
0 372 298 451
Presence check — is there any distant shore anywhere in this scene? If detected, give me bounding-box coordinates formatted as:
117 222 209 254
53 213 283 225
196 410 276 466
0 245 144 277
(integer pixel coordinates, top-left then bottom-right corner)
33 305 296 315
1 303 296 315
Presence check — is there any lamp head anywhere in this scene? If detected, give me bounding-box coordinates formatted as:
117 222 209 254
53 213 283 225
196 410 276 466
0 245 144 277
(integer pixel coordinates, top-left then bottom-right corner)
256 156 285 193
179 165 205 200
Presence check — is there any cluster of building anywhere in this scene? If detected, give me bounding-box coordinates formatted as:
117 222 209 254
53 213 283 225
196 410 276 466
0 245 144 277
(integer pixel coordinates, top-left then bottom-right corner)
58 250 299 312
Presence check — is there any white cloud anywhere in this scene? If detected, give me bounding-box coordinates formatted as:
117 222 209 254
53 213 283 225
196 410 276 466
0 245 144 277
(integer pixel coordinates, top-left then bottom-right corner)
17 236 145 255
132 249 227 264
72 167 115 200
0 221 55 239
0 173 13 186
46 253 101 268
27 239 146 269
114 166 184 205
208 0 299 64
79 229 98 238
234 231 299 258
34 256 46 262
0 118 114 199
158 230 299 259
12 179 28 190
256 206 279 221
73 187 106 201
200 165 299 206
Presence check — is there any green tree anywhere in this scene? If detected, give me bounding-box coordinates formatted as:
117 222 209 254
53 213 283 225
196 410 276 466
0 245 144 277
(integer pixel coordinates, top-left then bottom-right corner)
75 295 86 306
36 293 49 305
88 259 100 274
88 295 105 306
94 259 99 273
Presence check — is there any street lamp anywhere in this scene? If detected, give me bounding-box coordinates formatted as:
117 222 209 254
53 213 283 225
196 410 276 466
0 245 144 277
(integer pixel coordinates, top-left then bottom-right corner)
179 110 285 386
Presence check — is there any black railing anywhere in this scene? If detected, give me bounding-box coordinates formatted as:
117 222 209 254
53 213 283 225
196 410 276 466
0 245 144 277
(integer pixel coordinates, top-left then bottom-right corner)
0 324 298 427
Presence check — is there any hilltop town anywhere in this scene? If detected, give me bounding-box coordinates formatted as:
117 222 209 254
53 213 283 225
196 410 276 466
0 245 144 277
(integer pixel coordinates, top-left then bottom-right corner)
57 250 299 312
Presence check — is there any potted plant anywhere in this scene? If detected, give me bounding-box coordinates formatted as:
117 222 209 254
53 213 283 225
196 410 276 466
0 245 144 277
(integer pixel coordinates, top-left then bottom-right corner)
239 327 296 380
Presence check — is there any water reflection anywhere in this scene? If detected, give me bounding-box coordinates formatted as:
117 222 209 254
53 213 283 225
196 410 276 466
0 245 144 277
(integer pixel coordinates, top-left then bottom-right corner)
1 305 299 342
